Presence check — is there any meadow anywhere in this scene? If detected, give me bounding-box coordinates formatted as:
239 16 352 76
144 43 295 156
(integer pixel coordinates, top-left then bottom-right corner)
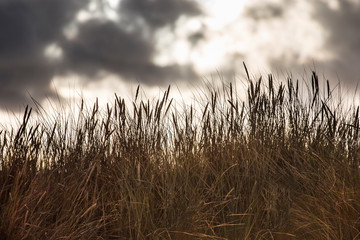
1 66 360 239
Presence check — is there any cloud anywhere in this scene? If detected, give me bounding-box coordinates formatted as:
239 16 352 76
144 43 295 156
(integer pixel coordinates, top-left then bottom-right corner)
244 2 285 21
119 0 201 28
61 0 202 85
309 0 360 84
62 20 198 85
188 31 206 45
0 0 85 56
0 55 56 109
248 0 360 85
0 0 89 110
0 0 202 110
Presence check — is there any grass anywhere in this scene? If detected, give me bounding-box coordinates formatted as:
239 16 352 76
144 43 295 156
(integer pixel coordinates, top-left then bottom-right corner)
1 66 360 239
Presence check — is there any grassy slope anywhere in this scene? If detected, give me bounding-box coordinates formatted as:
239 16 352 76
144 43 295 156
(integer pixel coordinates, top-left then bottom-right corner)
1 70 360 239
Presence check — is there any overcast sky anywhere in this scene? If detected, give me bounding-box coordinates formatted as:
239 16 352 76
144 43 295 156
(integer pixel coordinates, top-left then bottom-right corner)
1 0 360 112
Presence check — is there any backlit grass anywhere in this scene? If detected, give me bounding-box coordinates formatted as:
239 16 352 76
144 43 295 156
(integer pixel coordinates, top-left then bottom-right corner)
1 66 360 239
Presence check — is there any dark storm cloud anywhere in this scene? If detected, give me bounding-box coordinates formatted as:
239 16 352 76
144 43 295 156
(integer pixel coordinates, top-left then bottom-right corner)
61 0 201 85
309 1 360 85
119 0 201 28
244 2 286 21
0 0 202 110
0 0 89 110
0 0 85 56
188 31 205 45
265 1 360 85
62 20 153 77
0 55 56 109
62 20 197 85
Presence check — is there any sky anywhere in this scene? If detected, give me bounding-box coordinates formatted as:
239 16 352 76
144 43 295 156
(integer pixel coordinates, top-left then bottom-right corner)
1 0 360 116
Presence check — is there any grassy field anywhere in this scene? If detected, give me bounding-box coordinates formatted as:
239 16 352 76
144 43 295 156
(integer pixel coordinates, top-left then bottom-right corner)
1 67 360 239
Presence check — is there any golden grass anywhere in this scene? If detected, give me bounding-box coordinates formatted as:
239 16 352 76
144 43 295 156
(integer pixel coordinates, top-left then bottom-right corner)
1 67 360 239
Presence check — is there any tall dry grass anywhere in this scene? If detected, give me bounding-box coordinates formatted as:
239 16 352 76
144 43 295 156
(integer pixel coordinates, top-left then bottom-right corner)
1 67 360 239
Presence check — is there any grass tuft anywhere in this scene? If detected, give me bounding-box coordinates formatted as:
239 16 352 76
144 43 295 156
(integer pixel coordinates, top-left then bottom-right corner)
1 69 360 239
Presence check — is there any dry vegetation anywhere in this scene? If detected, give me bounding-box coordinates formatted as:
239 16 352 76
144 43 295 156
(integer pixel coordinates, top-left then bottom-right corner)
1 66 360 239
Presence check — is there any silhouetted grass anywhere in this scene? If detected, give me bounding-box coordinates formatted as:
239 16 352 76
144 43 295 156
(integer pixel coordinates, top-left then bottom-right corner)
1 67 360 239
